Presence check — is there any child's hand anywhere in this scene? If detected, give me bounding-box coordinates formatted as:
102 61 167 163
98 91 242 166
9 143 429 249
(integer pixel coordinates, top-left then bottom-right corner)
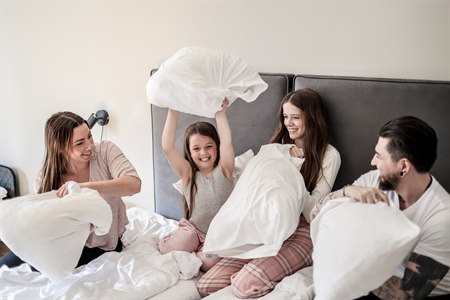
220 98 229 111
216 98 229 117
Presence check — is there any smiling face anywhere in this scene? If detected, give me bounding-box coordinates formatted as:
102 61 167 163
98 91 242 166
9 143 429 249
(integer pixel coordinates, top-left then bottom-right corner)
188 133 218 172
371 137 402 190
283 101 306 146
68 123 94 165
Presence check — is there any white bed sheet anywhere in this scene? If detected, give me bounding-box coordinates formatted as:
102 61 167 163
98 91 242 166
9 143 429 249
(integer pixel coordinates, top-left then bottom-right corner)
0 207 202 300
0 207 314 300
149 277 200 300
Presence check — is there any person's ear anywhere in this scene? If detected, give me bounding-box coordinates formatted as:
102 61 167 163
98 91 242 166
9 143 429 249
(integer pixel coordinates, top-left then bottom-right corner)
400 158 411 177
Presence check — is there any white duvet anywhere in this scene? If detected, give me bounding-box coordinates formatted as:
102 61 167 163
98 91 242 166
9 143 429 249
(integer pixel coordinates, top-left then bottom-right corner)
0 207 202 300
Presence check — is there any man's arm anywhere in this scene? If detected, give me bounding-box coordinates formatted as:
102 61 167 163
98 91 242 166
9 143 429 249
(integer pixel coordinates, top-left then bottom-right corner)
372 252 449 299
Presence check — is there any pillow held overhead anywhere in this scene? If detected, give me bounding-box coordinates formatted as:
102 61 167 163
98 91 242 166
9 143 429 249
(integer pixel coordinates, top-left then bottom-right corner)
146 47 268 118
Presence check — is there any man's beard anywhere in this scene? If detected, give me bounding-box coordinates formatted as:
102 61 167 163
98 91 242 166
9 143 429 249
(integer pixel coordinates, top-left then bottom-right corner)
378 172 401 191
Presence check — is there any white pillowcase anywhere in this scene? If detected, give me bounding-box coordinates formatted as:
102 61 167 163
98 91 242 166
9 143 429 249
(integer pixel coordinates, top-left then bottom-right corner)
203 144 306 259
0 186 7 199
146 46 268 118
310 198 420 300
232 149 255 183
0 182 112 282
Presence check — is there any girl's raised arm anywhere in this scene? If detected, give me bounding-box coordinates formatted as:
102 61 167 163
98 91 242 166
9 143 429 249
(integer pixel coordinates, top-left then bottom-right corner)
162 109 191 184
215 99 235 181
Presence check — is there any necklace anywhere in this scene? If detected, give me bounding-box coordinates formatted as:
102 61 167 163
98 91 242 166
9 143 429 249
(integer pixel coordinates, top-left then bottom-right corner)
201 173 214 183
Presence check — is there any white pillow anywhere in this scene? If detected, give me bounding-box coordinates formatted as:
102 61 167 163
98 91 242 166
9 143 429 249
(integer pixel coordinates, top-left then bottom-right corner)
232 149 255 183
0 182 112 282
0 186 7 199
146 46 268 118
310 198 420 300
203 144 306 259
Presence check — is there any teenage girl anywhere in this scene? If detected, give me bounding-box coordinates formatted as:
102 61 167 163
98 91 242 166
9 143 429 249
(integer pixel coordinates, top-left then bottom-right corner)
197 89 341 298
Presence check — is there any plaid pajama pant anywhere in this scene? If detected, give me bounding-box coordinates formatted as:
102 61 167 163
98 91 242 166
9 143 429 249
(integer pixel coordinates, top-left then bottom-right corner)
197 215 313 298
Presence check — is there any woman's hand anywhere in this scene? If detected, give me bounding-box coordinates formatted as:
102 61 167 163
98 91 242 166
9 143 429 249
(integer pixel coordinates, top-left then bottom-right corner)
289 145 304 158
56 184 69 197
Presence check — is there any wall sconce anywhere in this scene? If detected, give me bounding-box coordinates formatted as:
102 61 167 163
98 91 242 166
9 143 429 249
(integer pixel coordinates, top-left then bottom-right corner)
86 110 109 129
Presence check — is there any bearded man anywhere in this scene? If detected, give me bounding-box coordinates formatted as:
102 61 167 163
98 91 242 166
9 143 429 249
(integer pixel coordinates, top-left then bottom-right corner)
317 116 449 299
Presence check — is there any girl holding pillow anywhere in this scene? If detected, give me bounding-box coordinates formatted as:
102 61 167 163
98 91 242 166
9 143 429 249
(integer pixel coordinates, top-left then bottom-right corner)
197 88 341 298
158 99 235 272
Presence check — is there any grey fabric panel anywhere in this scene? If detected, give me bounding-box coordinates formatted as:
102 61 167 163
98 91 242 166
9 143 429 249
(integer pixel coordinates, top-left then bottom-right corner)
151 73 293 220
0 165 17 199
294 75 450 192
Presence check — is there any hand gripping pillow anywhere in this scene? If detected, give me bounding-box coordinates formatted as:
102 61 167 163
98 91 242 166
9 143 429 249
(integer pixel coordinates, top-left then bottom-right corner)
0 182 112 282
146 46 268 118
310 198 420 300
203 144 306 259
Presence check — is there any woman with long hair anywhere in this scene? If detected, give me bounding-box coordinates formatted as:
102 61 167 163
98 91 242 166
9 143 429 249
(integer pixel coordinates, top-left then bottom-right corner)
0 111 141 269
197 88 341 298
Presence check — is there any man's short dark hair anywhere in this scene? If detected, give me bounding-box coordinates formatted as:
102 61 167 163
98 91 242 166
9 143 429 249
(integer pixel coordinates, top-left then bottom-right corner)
379 116 437 173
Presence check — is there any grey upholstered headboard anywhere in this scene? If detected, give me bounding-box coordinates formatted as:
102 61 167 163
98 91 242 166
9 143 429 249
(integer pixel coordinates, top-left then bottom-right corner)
151 73 293 220
151 72 450 220
294 75 450 192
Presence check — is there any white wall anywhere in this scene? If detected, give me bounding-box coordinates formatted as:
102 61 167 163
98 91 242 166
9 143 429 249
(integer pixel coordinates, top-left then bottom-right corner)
1 0 449 212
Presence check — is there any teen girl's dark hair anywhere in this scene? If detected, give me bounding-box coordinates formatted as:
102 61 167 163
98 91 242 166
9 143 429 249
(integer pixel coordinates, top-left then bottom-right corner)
270 88 331 191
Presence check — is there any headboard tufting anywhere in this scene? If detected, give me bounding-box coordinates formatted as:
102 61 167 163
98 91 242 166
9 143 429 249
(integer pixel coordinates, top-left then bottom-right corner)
151 73 293 220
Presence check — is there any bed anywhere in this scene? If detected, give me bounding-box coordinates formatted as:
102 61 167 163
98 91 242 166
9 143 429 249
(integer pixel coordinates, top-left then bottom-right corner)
150 73 450 299
1 74 449 299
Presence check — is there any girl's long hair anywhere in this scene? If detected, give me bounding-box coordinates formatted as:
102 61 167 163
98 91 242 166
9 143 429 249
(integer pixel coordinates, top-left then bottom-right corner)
183 122 220 219
37 112 87 193
270 88 331 191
